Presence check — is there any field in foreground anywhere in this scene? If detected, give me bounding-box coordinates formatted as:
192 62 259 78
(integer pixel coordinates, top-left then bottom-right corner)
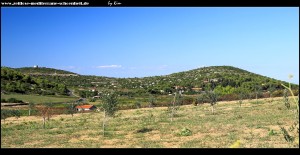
1 97 298 148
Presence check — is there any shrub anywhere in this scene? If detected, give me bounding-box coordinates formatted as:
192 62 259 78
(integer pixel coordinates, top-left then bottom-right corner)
89 98 96 102
218 93 238 101
148 95 156 108
268 129 277 136
1 109 21 121
7 98 23 103
135 101 141 109
272 90 284 97
292 89 299 96
182 96 193 105
279 76 299 147
197 94 207 105
179 128 192 136
136 127 152 133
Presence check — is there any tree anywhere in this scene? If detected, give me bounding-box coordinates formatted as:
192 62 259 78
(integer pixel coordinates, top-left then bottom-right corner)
148 95 156 108
101 92 119 136
45 103 54 121
28 102 35 116
235 88 247 107
254 85 262 104
66 102 77 118
238 92 246 107
280 75 299 147
169 92 182 122
38 103 53 129
204 84 218 114
268 84 276 102
135 101 141 109
196 93 206 105
206 90 218 115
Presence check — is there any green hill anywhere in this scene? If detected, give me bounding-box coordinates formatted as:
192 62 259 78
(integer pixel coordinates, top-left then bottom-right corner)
15 67 78 76
14 65 297 97
1 67 69 96
2 65 298 100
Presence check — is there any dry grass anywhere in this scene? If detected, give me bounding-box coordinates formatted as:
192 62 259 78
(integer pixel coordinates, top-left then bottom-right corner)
1 97 297 148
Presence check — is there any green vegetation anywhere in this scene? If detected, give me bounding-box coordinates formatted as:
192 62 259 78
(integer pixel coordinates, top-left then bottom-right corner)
205 89 218 114
101 92 119 136
1 94 77 104
2 66 299 148
168 92 182 122
1 98 24 103
179 128 192 136
1 109 21 122
279 75 299 147
1 67 69 95
1 97 298 148
15 67 77 75
6 66 298 100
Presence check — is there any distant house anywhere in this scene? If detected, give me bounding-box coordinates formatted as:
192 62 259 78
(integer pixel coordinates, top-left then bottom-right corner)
75 105 97 111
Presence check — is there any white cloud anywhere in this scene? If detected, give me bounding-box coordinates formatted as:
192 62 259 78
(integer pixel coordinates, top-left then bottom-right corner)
96 65 122 68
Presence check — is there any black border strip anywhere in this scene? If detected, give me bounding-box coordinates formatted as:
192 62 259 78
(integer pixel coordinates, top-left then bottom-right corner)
1 0 300 7
1 148 299 155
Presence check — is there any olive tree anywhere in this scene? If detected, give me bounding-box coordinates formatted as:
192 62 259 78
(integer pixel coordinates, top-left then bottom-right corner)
38 103 53 129
168 91 182 122
268 84 276 102
28 102 35 116
148 95 156 108
206 90 218 115
101 92 118 136
66 102 77 118
254 85 262 104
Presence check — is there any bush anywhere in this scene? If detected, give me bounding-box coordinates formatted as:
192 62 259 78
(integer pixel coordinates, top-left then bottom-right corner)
272 90 284 97
89 98 96 102
1 98 7 103
179 128 192 136
7 98 23 103
292 89 299 96
218 94 238 101
197 94 208 105
268 129 277 136
182 96 193 105
135 101 141 109
1 109 21 120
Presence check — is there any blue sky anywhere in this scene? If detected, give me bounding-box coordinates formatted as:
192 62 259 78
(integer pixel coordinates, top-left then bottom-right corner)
1 7 299 84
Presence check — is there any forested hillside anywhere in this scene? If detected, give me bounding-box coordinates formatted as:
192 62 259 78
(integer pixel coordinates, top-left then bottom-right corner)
1 67 69 96
15 67 77 75
1 66 298 99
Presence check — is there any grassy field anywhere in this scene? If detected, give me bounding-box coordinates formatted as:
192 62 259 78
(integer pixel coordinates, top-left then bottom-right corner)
1 94 78 104
1 97 298 148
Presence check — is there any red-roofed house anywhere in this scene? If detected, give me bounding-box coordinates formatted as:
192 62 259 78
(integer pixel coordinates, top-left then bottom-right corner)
75 105 97 111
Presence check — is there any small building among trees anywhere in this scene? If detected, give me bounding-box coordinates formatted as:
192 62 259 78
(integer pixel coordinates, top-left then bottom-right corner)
75 105 97 111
